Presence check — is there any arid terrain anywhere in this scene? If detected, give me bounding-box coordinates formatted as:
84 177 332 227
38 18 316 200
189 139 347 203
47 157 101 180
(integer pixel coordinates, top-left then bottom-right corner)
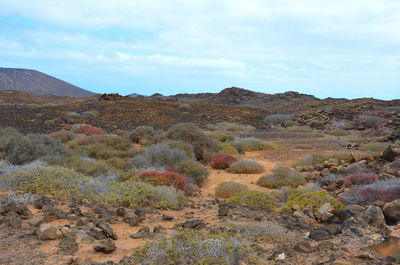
1 88 400 265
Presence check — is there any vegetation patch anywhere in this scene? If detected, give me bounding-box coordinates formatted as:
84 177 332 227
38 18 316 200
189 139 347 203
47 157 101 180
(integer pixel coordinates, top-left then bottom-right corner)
281 189 342 212
210 154 238 169
228 190 276 210
231 137 278 152
215 181 248 198
139 171 186 190
324 129 350 136
227 159 264 174
257 166 305 188
359 142 391 153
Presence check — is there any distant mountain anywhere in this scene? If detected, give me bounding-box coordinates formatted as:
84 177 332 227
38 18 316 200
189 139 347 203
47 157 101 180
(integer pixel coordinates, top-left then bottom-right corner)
0 67 95 97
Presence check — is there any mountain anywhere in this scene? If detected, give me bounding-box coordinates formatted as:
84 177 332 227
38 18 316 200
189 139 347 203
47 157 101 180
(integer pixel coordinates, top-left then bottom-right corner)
0 67 95 97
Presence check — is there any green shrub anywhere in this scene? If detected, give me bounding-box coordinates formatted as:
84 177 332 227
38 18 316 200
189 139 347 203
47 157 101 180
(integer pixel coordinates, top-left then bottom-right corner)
227 159 264 174
132 229 260 265
207 130 234 142
129 126 156 145
294 153 352 168
231 137 278 152
64 156 115 177
174 160 208 186
359 142 391 153
164 123 217 161
0 129 71 165
216 142 239 156
207 122 256 132
257 166 305 188
281 189 343 212
324 129 350 136
51 130 75 143
3 165 185 209
160 140 195 160
286 126 312 133
228 190 276 210
130 144 188 169
215 181 248 198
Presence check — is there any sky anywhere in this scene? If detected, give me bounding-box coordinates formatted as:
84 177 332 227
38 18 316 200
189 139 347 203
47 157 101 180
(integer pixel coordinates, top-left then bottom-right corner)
0 0 399 99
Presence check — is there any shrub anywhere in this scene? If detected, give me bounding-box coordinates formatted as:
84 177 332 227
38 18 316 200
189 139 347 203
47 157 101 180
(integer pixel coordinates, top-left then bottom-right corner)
327 119 352 130
51 130 75 143
359 142 391 153
339 179 400 205
215 181 248 198
216 142 239 156
281 189 342 212
129 126 156 145
64 156 115 177
344 172 378 187
230 137 278 152
81 125 103 136
207 130 234 142
139 171 186 190
227 159 264 174
160 140 195 160
164 123 217 161
2 165 185 209
263 114 292 124
228 190 276 210
132 229 260 265
210 154 238 169
357 114 386 129
105 156 131 170
295 153 352 168
228 221 297 243
173 160 208 186
207 122 256 132
178 103 191 110
130 144 188 169
286 126 312 133
257 166 305 188
0 129 71 165
324 129 349 136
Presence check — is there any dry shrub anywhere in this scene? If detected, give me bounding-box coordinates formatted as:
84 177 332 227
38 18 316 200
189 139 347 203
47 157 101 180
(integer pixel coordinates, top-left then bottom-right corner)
215 181 248 198
227 159 264 174
257 166 305 188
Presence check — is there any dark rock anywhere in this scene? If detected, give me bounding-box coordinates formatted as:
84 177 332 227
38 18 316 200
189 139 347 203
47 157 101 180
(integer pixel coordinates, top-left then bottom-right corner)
123 211 143 226
294 241 315 253
3 214 22 229
2 201 32 219
318 241 334 251
309 230 331 241
76 217 88 227
28 217 45 227
364 206 385 227
383 200 400 224
116 207 126 217
162 214 173 221
134 207 146 217
177 220 205 229
117 256 137 265
153 225 163 233
93 238 116 254
43 206 67 222
97 222 118 240
59 236 79 255
218 204 229 217
33 195 52 209
70 207 82 216
129 227 151 239
88 228 107 240
382 145 397 162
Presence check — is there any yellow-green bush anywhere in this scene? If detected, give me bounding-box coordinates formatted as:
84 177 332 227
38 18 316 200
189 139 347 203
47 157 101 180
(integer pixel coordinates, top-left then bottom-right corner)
230 137 278 153
217 142 239 156
294 153 352 168
215 181 248 198
257 166 305 188
174 160 208 186
51 130 75 143
207 130 234 142
129 126 156 145
228 190 276 210
281 189 343 212
359 142 391 153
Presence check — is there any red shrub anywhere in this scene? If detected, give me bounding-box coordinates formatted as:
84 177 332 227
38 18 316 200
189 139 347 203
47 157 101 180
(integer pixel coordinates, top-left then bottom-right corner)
139 171 186 190
64 124 72 130
210 154 238 169
344 173 378 187
82 125 103 136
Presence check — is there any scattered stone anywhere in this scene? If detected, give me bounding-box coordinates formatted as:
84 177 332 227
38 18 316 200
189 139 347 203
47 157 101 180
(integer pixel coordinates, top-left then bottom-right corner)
93 238 116 254
116 207 126 217
129 227 151 239
318 241 334 251
218 204 229 217
33 195 52 209
3 214 22 229
153 225 163 233
97 222 118 240
383 199 400 224
177 220 205 229
28 217 45 227
123 211 143 226
364 206 385 227
316 203 333 222
2 201 32 219
59 236 79 255
382 145 397 162
295 241 315 253
37 224 58 240
162 214 173 221
134 207 146 217
309 229 331 241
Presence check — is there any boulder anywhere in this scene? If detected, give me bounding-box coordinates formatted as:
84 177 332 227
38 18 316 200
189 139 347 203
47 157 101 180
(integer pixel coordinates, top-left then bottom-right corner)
383 200 400 224
309 229 331 241
162 214 173 221
93 238 116 254
123 211 143 226
97 222 118 240
294 241 315 253
364 206 385 227
129 227 151 239
28 217 45 227
218 204 229 217
316 203 333 222
37 224 59 240
59 236 79 255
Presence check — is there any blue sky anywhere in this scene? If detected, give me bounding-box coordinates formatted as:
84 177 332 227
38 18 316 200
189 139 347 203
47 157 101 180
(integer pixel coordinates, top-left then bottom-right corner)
0 0 399 99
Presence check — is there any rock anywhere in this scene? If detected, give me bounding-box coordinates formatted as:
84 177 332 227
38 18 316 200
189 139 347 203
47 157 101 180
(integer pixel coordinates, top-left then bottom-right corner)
383 199 400 224
59 236 79 255
97 222 118 240
134 207 146 217
2 201 32 219
309 229 331 241
218 204 229 217
177 220 205 229
153 225 163 233
368 237 400 260
318 241 334 251
33 195 52 209
93 238 116 254
76 217 88 227
364 206 385 227
118 255 137 265
316 203 333 222
129 227 151 239
116 207 126 217
43 206 67 222
162 214 173 221
294 241 315 253
37 224 58 240
4 214 22 229
382 145 397 162
123 211 143 226
28 217 45 227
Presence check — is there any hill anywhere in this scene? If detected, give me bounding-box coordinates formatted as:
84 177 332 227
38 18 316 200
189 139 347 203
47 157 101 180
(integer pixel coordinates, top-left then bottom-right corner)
0 67 95 97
